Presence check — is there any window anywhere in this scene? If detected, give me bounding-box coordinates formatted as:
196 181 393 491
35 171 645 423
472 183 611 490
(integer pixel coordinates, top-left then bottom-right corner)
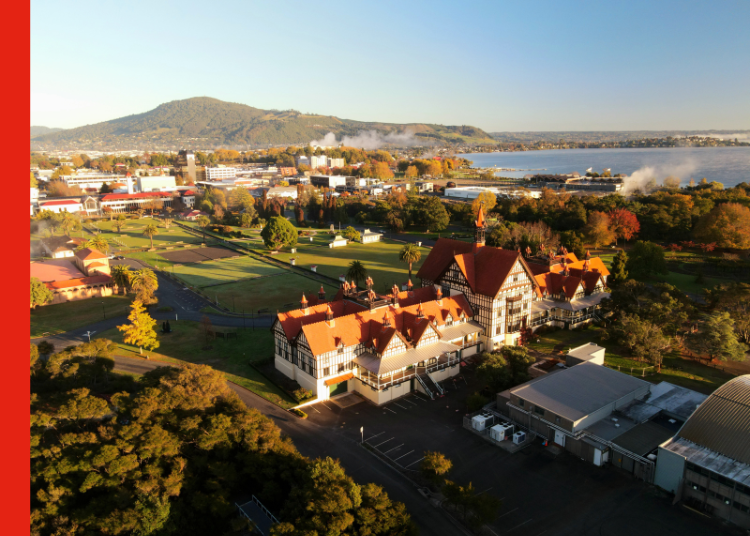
688 482 707 493
496 326 502 335
323 367 330 376
338 345 345 354
555 416 561 424
733 502 750 513
513 274 518 282
534 406 545 416
338 363 346 373
518 399 525 408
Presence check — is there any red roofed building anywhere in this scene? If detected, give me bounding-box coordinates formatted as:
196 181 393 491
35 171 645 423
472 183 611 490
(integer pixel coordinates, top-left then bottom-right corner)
99 191 195 213
417 207 610 348
272 279 483 404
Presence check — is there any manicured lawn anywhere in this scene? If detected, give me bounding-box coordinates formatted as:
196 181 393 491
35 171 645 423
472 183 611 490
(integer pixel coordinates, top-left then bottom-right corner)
92 217 204 250
654 271 727 295
528 326 734 395
170 255 286 287
271 238 429 292
96 321 296 408
31 295 134 338
203 272 340 314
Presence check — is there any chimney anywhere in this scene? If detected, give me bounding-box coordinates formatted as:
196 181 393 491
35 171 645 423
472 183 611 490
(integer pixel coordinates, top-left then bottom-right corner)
407 279 413 291
300 293 309 314
436 287 443 305
391 285 399 305
318 285 326 301
325 304 334 322
417 302 425 319
583 260 590 272
585 250 591 260
382 310 391 328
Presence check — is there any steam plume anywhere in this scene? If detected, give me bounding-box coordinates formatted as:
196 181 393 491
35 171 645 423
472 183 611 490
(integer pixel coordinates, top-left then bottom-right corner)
310 130 432 150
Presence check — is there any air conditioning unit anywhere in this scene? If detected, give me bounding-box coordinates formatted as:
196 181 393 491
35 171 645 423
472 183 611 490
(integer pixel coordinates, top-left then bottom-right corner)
472 414 493 431
489 422 514 441
513 431 526 445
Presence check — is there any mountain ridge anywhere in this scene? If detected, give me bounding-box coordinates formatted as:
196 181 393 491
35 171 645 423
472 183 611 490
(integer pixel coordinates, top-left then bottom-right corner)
30 97 494 150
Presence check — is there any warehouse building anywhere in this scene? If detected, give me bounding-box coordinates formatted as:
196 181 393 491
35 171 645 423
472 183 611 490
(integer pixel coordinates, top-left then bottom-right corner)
654 376 750 529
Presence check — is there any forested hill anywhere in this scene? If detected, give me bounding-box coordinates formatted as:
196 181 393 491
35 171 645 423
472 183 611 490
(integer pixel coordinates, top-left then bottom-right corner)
30 97 495 149
30 126 62 137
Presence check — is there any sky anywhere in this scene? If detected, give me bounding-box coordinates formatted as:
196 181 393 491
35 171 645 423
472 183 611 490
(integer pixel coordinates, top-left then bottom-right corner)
30 0 750 132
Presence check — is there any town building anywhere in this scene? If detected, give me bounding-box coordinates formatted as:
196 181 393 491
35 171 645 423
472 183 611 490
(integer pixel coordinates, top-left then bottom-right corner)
413 181 434 193
310 175 347 189
329 235 348 248
272 282 483 403
295 155 310 168
360 229 383 244
175 150 197 182
30 249 115 305
137 175 177 192
205 167 239 181
40 235 86 259
37 198 84 214
99 191 195 213
60 173 127 190
654 376 750 529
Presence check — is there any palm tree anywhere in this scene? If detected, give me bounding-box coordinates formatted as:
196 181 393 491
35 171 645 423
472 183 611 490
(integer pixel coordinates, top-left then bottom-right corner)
399 243 422 279
143 223 159 249
346 260 368 288
80 236 109 253
111 264 131 294
131 268 158 304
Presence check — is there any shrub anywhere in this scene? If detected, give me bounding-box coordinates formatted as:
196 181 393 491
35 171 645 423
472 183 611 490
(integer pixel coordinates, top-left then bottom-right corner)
290 408 308 419
467 392 489 412
292 387 313 402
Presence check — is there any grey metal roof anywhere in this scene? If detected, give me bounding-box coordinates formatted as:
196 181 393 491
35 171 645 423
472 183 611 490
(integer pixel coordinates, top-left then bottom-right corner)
676 375 750 464
353 341 460 375
612 420 674 456
662 436 750 486
438 320 483 341
532 292 610 312
621 382 708 423
567 343 604 360
510 362 651 421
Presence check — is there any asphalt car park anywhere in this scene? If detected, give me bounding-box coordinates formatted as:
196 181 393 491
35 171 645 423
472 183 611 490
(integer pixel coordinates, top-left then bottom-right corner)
305 380 737 536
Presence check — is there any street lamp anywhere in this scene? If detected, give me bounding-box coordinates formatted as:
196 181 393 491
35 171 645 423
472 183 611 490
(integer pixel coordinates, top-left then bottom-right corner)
85 330 96 342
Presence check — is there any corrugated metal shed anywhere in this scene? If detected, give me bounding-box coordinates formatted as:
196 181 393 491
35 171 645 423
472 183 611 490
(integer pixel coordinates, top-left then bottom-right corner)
677 375 750 465
662 437 750 486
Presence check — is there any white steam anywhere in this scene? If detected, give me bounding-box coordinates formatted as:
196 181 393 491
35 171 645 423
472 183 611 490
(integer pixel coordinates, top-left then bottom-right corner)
310 130 431 150
622 161 698 194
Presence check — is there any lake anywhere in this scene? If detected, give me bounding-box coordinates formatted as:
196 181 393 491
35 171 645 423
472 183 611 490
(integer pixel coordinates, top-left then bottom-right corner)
462 147 750 188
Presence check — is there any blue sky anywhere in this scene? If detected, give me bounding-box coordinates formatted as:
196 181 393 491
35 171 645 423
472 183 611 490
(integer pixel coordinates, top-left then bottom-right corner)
30 0 750 131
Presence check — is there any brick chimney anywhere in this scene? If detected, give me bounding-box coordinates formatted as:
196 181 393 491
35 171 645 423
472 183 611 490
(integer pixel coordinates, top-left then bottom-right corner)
318 286 326 301
300 293 309 315
325 304 335 327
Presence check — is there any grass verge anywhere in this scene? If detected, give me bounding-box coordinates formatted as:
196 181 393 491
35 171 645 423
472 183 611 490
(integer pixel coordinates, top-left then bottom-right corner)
31 295 133 338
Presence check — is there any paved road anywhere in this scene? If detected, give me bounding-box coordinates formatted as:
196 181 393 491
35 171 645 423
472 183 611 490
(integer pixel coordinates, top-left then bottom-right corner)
109 355 466 536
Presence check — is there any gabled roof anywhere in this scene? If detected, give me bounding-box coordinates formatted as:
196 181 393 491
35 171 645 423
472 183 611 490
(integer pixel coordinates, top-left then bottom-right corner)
276 300 367 342
101 192 172 201
74 248 108 261
40 199 80 206
417 239 531 297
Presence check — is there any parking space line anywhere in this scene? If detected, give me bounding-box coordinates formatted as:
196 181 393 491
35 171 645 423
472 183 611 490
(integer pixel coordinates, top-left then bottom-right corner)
405 456 425 468
364 432 384 444
310 405 321 413
383 443 404 454
384 406 397 414
393 402 408 410
393 450 414 462
496 507 519 520
505 519 532 534
373 437 394 448
322 403 333 410
402 398 418 406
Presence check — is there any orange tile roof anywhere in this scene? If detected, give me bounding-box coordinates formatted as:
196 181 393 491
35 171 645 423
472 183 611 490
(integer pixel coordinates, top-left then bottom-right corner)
276 300 368 342
324 373 353 386
74 248 108 261
45 275 111 290
299 294 473 357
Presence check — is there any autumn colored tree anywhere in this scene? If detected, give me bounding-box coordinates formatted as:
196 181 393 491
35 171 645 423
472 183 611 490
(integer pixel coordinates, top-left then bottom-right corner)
608 208 640 245
404 165 418 179
30 277 54 308
471 191 497 215
372 161 394 179
693 202 750 249
421 451 452 486
583 211 616 248
117 299 159 355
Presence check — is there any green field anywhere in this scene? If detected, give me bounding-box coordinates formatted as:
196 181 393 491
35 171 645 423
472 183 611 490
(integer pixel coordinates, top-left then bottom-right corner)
171 255 286 287
31 295 133 338
654 271 727 295
91 217 205 249
271 237 429 292
528 326 735 394
96 321 296 408
204 272 340 314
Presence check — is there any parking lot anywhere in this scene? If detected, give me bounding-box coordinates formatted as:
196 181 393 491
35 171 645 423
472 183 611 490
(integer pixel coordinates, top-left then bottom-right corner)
305 376 736 536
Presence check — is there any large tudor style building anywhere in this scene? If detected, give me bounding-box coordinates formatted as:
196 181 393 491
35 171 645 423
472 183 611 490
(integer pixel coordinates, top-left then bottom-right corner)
272 207 610 404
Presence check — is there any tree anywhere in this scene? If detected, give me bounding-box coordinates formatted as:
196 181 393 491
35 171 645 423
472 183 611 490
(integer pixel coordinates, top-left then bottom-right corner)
80 236 109 253
30 277 53 308
131 268 158 304
418 196 450 231
30 171 38 188
260 216 298 251
197 215 210 241
608 208 640 245
421 452 452 486
471 191 497 215
346 260 368 288
607 251 627 287
114 214 127 233
111 264 131 294
372 161 394 179
583 211 615 248
143 223 159 249
476 347 534 392
343 226 360 242
685 312 748 363
693 203 750 249
626 241 668 280
705 282 750 344
404 166 418 179
612 313 672 371
399 244 422 278
117 300 159 356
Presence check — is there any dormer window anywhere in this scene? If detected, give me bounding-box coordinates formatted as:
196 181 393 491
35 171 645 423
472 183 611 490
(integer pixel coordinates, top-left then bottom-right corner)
446 314 453 327
338 342 345 354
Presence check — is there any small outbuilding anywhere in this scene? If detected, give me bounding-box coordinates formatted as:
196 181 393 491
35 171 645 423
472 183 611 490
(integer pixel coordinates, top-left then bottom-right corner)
566 342 606 366
329 235 348 248
361 229 383 244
